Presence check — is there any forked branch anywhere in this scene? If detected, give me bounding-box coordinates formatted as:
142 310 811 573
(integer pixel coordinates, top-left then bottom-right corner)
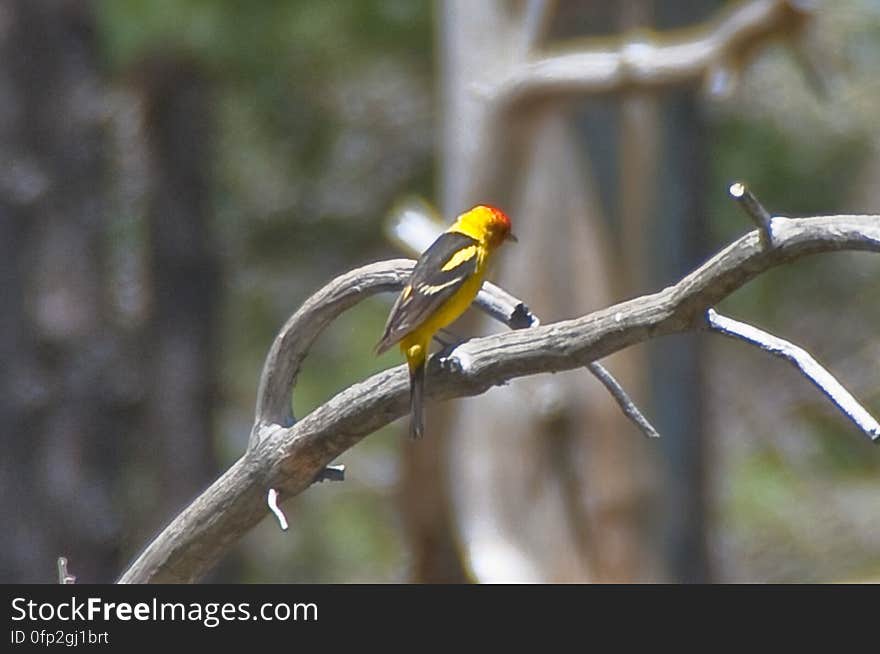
118 209 880 584
495 0 812 103
706 309 880 440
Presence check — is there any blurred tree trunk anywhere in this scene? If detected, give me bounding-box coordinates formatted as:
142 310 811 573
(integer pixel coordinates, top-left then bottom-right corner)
399 0 657 582
0 0 128 583
651 92 712 583
106 56 227 581
134 56 221 540
0 4 222 582
641 0 718 583
609 0 712 582
617 0 659 296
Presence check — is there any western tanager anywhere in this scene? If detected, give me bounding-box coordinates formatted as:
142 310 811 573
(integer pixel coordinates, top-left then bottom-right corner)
376 204 516 439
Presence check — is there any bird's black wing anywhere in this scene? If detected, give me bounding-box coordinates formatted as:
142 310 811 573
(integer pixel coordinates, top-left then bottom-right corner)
376 231 480 353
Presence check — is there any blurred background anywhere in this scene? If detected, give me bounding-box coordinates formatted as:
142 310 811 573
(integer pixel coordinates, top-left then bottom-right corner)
2 0 879 584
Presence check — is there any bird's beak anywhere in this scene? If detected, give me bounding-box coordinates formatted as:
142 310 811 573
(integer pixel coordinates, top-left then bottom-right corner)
506 232 518 243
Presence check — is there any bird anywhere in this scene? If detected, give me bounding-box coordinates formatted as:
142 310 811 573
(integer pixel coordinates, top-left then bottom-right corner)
376 204 516 439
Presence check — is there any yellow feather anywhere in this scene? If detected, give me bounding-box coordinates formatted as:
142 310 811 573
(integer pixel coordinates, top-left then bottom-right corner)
440 245 478 271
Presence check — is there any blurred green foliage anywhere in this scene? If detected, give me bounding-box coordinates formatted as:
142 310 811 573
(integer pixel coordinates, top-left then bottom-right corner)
96 0 432 582
98 0 431 70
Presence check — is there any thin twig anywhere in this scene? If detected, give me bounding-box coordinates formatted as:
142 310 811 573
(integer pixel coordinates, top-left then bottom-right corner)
57 557 76 585
587 362 660 439
706 308 880 442
314 464 346 483
267 489 288 531
729 181 774 247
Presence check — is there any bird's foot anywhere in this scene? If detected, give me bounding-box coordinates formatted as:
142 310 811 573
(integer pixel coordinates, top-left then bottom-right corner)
436 345 473 375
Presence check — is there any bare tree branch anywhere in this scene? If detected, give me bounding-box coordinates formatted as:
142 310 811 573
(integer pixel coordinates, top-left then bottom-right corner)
730 181 774 247
118 213 880 584
587 362 660 439
705 309 880 441
496 0 811 103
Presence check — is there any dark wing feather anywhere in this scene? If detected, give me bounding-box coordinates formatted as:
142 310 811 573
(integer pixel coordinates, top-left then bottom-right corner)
376 231 479 353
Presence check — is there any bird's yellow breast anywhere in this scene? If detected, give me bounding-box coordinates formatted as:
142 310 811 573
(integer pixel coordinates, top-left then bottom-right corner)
400 246 489 364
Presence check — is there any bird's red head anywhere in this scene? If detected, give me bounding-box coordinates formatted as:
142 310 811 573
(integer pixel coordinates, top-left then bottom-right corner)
485 204 511 231
464 204 516 247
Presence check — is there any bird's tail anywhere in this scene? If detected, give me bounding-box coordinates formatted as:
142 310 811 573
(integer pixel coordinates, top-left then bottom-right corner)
408 356 426 440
